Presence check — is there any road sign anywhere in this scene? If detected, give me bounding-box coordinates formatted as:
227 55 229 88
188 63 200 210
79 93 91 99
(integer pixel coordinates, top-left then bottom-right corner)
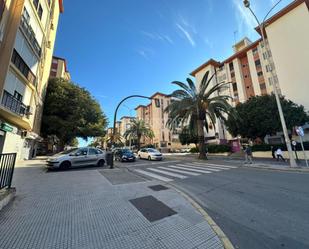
296 126 304 137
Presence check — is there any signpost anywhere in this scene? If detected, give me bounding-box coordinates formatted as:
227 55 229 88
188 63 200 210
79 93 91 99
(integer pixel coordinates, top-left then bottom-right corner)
291 140 299 161
296 126 308 167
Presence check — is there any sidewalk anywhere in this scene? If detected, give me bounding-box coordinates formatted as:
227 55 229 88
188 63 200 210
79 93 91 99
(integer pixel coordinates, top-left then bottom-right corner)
0 159 226 249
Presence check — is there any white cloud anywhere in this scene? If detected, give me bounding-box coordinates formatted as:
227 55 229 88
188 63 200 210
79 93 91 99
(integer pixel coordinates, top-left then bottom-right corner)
137 48 155 60
232 0 258 37
141 31 174 45
176 23 196 47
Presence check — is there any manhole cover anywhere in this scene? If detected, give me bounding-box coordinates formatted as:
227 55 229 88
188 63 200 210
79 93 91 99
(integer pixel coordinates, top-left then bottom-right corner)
148 185 169 191
129 195 177 222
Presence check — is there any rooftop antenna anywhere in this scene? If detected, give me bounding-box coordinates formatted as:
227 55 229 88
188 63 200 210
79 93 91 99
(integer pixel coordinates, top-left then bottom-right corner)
233 30 238 44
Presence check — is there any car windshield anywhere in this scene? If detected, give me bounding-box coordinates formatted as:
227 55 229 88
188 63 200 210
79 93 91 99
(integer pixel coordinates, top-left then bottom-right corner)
122 149 132 153
148 149 159 153
58 148 78 155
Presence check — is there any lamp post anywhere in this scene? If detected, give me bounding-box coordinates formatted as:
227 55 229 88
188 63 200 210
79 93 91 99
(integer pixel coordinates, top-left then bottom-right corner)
110 95 160 168
243 0 297 167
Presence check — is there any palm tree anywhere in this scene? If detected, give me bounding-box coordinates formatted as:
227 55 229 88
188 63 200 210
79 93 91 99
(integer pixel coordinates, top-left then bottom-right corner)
104 131 123 147
166 71 236 159
124 119 154 150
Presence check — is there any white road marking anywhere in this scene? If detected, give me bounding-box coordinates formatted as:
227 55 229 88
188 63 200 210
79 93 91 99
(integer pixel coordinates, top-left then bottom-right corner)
192 162 237 169
148 168 188 179
158 167 201 176
180 164 222 172
134 169 173 182
169 165 212 174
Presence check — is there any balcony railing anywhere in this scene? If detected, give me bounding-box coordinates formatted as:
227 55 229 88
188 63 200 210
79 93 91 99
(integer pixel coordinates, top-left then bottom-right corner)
1 91 27 117
19 15 41 57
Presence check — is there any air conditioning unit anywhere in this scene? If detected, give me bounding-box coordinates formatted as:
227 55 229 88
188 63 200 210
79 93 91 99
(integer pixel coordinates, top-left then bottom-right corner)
26 106 34 115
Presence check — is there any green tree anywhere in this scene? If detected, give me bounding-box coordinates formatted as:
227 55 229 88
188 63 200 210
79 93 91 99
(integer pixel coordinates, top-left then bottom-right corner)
225 94 309 139
124 119 154 150
41 78 107 148
178 126 198 148
166 71 235 159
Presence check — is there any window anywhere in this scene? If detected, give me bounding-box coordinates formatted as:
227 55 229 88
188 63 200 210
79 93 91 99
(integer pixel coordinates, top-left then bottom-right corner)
260 83 266 90
38 4 43 19
266 64 272 72
252 47 258 54
232 82 238 92
14 91 23 101
11 49 36 85
33 0 39 9
22 8 30 23
244 75 248 78
257 71 263 77
229 62 234 71
0 0 5 21
89 148 98 155
76 148 88 156
255 59 261 67
230 72 235 78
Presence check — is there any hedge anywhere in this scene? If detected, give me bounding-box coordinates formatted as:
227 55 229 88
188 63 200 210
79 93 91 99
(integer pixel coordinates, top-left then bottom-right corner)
190 144 231 154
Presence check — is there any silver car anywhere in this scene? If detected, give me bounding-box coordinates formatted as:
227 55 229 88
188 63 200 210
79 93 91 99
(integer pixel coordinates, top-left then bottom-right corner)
46 147 106 170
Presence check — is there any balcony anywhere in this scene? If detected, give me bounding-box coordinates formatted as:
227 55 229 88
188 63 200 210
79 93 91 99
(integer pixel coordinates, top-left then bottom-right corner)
19 16 41 57
1 91 27 117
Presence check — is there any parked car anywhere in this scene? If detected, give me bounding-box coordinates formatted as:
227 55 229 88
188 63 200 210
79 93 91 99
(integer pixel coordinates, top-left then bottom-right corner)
114 148 136 162
138 148 163 161
46 147 106 170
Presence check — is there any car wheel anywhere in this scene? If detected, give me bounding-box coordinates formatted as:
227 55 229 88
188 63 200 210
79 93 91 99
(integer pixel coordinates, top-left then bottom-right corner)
60 161 71 170
148 156 151 161
138 155 141 159
97 159 105 167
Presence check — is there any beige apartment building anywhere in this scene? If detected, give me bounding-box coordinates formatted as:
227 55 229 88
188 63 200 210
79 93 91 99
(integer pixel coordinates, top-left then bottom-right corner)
49 56 71 80
191 0 309 143
135 92 186 152
0 0 63 159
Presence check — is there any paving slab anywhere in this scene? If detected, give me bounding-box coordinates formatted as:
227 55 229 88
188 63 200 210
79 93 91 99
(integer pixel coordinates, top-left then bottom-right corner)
0 160 225 249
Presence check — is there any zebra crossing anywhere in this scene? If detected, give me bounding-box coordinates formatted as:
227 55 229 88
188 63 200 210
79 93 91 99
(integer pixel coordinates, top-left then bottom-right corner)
134 162 238 182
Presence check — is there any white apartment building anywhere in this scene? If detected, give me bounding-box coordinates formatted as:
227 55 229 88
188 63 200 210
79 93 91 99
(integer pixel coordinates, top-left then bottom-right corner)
0 0 63 159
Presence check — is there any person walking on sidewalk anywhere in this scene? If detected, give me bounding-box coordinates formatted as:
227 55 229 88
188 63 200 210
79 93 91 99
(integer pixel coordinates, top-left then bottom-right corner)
271 146 276 159
244 145 253 164
276 148 286 162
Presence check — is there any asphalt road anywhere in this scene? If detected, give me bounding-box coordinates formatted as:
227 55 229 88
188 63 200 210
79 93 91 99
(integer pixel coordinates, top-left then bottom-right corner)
124 157 309 249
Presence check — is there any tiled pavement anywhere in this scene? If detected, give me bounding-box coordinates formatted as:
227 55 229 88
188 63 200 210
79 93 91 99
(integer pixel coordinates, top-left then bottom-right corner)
0 160 224 249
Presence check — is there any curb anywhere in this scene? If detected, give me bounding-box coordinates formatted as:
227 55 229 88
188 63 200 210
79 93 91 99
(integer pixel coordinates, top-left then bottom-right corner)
240 164 309 173
167 183 235 249
0 188 16 212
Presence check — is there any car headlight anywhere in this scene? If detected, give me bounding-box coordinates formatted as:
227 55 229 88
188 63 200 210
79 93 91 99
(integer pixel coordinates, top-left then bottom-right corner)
122 155 127 158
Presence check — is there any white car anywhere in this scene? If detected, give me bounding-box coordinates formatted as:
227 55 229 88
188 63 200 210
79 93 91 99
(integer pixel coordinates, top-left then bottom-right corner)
138 148 163 161
46 147 106 170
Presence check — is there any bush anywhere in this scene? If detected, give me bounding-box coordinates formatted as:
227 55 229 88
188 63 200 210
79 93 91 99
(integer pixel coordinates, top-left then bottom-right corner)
190 144 231 154
207 144 231 153
190 147 199 153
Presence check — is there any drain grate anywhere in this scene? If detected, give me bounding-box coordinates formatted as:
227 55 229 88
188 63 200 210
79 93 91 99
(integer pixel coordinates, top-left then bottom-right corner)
129 195 177 222
148 185 169 191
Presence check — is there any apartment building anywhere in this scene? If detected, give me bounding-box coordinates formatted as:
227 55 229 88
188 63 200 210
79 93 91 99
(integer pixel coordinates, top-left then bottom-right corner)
191 0 309 143
119 116 135 136
0 0 63 159
49 56 71 80
261 0 309 111
134 92 187 152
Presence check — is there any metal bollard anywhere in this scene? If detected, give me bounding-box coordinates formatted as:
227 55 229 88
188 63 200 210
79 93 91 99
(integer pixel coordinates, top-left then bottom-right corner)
106 152 114 169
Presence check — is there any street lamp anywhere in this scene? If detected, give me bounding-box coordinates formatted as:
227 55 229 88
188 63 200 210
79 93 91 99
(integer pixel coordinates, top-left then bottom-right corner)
243 0 297 167
110 95 160 168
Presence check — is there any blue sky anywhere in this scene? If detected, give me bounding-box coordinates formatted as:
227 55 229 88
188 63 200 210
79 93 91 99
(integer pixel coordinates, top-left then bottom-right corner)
54 0 292 146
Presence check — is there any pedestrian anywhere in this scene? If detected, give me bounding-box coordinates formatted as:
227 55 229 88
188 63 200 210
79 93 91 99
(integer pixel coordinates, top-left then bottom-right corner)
244 145 253 164
271 146 276 159
276 148 286 162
